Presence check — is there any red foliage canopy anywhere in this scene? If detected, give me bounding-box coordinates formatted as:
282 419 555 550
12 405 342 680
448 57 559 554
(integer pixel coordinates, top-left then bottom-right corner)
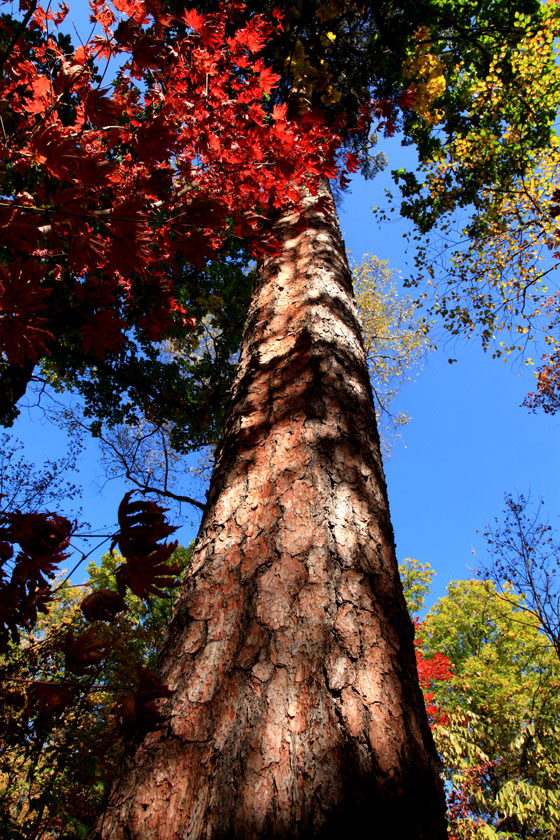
0 488 181 651
0 0 346 371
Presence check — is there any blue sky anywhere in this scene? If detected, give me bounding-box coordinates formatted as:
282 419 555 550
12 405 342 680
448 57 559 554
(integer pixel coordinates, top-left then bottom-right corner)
6 1 560 609
339 143 560 606
14 147 558 608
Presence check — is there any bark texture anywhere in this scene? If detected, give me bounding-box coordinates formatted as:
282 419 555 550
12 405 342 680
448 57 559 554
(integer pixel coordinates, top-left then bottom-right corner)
96 183 448 839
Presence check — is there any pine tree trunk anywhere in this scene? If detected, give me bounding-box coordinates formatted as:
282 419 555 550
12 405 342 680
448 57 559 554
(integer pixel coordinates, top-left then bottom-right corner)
96 182 448 839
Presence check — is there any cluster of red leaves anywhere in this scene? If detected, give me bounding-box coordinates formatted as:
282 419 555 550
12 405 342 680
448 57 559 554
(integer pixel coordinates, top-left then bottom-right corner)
357 96 403 143
0 508 72 650
0 489 180 652
112 490 180 599
0 0 345 369
446 760 499 840
1 490 180 732
414 618 453 726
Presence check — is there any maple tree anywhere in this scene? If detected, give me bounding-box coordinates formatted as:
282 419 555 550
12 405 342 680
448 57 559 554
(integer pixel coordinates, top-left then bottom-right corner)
0 0 344 436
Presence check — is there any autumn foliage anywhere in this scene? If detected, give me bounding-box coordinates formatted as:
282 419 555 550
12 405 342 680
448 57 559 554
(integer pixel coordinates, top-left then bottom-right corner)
0 509 72 649
0 0 348 416
0 545 190 839
0 490 179 651
0 486 182 836
413 618 453 725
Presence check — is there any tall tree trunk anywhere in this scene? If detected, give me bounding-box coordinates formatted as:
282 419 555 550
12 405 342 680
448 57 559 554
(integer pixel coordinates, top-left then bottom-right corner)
96 182 448 839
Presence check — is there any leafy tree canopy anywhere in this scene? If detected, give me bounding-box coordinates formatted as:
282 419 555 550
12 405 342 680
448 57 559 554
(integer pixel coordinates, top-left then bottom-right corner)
354 255 434 450
422 577 560 839
389 0 560 405
1 0 555 444
0 0 343 435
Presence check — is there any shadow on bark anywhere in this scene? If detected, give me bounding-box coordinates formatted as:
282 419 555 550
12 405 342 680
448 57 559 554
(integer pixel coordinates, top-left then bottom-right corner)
94 185 447 840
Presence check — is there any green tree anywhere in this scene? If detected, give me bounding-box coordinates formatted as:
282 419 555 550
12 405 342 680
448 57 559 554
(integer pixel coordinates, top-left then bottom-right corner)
399 557 436 615
422 579 560 839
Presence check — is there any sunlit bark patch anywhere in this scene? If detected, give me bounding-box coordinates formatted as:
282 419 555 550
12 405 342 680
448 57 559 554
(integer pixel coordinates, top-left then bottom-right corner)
96 182 447 840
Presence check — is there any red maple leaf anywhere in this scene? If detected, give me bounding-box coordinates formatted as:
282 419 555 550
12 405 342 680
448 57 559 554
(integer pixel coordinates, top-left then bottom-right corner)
272 102 287 121
30 127 82 181
398 88 416 109
68 231 108 273
81 86 119 128
21 74 52 115
235 23 267 54
182 9 205 33
254 60 279 94
8 512 72 558
345 152 360 173
115 492 177 556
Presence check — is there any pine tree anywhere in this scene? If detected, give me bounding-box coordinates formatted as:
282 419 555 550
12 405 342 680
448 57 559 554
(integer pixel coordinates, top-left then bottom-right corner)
95 178 448 839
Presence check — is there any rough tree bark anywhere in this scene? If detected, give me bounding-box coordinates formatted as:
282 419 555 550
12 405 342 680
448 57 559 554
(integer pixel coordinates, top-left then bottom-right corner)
96 183 448 839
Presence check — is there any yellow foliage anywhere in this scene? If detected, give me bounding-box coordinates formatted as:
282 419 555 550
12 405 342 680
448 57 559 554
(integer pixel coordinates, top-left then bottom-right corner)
403 27 447 124
285 37 333 96
321 83 343 105
283 4 347 102
353 255 434 452
410 1 560 369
